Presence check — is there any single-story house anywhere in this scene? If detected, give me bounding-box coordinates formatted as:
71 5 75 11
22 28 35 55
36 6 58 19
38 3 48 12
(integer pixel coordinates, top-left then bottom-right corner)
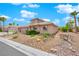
19 18 58 34
3 18 58 34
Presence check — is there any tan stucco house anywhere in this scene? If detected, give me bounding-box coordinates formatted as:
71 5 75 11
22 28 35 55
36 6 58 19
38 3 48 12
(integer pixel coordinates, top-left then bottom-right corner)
19 18 58 34
3 18 58 34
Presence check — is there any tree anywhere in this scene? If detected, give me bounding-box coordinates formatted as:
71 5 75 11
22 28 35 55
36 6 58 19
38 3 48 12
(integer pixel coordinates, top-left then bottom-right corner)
70 11 79 32
9 23 13 26
0 17 7 31
17 24 19 26
13 21 16 26
59 20 74 32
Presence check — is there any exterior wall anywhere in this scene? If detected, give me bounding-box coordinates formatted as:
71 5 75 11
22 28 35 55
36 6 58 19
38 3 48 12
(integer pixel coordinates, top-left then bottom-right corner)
20 28 26 33
4 26 18 32
46 25 58 34
35 25 58 34
4 27 8 32
3 24 58 34
20 24 58 34
18 27 27 33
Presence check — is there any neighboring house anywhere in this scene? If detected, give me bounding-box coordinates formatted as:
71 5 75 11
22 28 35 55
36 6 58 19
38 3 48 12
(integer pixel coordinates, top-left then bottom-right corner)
19 18 58 34
4 26 19 32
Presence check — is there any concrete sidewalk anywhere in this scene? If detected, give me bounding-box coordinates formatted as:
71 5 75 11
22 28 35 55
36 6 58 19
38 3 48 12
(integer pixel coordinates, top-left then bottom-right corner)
0 37 56 56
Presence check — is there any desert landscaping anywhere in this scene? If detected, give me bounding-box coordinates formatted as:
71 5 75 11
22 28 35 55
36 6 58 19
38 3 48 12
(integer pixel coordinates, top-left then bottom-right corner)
3 31 79 56
1 11 79 55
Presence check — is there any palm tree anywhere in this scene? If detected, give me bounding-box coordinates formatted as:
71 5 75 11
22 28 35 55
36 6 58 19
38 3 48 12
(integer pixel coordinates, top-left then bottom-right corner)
70 11 79 32
0 17 7 31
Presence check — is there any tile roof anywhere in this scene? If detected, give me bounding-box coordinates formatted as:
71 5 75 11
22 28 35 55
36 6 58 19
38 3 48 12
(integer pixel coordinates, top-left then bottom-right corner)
27 22 57 27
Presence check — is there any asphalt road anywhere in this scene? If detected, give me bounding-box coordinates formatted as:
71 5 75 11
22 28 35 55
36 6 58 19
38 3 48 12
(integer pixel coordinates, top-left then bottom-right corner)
0 42 27 56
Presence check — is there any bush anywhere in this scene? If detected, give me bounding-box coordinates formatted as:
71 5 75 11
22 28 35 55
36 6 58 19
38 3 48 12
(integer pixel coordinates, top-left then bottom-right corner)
59 27 68 32
43 32 50 38
0 29 2 32
77 27 79 32
59 27 73 32
26 30 40 35
69 29 73 32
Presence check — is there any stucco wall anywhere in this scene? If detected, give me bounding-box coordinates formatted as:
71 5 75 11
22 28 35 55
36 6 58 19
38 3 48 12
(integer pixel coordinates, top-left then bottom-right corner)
4 24 58 34
20 24 58 34
47 25 58 34
37 25 58 34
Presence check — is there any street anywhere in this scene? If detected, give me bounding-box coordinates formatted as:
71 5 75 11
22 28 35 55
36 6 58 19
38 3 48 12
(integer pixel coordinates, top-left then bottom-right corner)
0 41 27 56
0 37 55 56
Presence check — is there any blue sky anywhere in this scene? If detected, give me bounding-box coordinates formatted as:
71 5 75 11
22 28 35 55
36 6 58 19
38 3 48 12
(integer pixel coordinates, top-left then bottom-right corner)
0 3 79 26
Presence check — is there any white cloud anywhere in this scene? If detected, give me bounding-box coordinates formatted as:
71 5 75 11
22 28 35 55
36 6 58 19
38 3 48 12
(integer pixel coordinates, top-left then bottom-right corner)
28 4 40 8
23 3 40 8
26 21 31 24
11 3 22 5
20 10 37 18
76 13 79 17
55 4 79 14
42 19 50 21
63 16 72 23
52 16 72 26
13 18 25 21
53 19 60 25
22 5 27 8
0 15 10 19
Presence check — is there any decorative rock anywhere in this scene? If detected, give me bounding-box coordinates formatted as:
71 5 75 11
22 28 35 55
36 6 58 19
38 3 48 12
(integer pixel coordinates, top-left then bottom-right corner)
36 38 41 42
69 47 76 52
50 48 57 53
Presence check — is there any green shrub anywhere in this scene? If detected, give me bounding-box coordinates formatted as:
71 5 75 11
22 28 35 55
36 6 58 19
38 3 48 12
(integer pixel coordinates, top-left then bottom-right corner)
69 29 73 32
26 30 40 35
59 27 68 32
0 29 2 32
77 27 79 32
43 32 49 38
59 27 73 32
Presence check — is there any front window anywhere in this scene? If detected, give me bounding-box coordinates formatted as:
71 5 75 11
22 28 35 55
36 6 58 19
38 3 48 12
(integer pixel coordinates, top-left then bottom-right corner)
43 26 47 30
33 27 37 30
26 28 28 30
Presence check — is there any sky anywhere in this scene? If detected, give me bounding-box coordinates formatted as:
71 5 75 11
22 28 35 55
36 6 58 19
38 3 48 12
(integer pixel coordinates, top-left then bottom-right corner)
0 3 79 26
